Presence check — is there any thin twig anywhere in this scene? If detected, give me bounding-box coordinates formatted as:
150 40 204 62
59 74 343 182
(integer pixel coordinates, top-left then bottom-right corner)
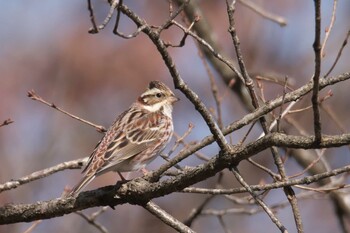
144 201 195 233
0 158 86 193
287 90 332 114
231 167 288 233
112 0 147 39
324 30 350 78
157 0 190 32
182 163 350 195
160 124 195 170
89 0 119 33
76 211 109 233
0 118 14 127
171 20 244 83
27 90 106 132
165 16 199 48
255 74 294 91
238 120 257 145
183 195 214 226
276 77 288 132
195 38 223 129
23 220 42 233
320 0 337 57
183 173 223 226
247 158 280 180
218 215 232 233
238 0 287 27
289 149 326 179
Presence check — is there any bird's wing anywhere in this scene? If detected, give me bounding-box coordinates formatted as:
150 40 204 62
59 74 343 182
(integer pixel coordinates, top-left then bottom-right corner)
83 109 166 176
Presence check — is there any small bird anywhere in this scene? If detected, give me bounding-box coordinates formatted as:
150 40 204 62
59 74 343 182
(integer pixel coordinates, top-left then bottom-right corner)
69 81 179 196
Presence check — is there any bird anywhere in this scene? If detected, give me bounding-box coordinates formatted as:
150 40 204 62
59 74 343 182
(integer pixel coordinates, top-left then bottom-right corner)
69 80 179 196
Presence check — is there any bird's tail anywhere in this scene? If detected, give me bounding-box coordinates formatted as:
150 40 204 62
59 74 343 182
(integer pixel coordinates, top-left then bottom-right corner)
68 175 95 197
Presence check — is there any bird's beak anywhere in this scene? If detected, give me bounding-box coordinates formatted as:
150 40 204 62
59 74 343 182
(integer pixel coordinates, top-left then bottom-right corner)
170 96 180 103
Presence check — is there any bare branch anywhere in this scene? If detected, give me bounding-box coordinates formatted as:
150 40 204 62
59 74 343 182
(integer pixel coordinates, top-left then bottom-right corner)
87 0 98 33
0 158 86 193
320 0 338 57
311 0 322 142
0 118 14 128
182 163 350 195
27 90 106 132
238 0 287 27
324 30 350 78
144 201 195 233
75 207 109 233
2 132 350 224
231 167 288 233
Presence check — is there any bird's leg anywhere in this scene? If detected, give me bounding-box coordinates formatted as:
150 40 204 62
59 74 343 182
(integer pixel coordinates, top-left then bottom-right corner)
117 171 126 181
115 171 129 189
141 167 149 175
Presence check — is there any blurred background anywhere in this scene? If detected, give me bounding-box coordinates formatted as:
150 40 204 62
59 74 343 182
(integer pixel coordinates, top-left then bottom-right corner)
0 0 350 232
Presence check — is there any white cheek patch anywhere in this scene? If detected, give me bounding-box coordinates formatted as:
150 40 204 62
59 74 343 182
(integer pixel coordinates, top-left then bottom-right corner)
143 101 163 112
142 101 173 118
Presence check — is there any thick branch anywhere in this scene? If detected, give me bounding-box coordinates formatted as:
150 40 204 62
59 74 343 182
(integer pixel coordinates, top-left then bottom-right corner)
1 133 350 224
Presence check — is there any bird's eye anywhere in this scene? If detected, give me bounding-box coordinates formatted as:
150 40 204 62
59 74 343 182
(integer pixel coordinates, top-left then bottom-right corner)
156 93 163 98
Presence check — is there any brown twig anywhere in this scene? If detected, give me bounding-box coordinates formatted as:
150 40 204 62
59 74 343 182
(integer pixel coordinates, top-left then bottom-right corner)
0 158 86 193
231 166 288 233
89 0 119 33
27 90 106 133
183 173 223 226
247 158 280 180
171 20 244 83
311 0 322 143
276 77 288 132
289 149 326 179
112 0 148 39
165 16 199 48
0 118 14 127
320 0 338 57
255 74 294 91
76 207 109 233
182 162 350 195
87 0 98 33
225 2 302 230
218 215 232 233
238 0 287 27
160 123 195 170
23 220 42 233
194 36 223 129
324 30 350 78
157 0 189 32
183 195 214 227
144 201 195 233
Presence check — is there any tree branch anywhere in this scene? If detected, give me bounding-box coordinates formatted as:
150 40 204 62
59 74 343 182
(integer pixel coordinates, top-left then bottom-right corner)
1 132 350 224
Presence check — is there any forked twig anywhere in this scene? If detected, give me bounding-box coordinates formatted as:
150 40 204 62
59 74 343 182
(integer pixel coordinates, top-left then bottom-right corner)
76 208 109 233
